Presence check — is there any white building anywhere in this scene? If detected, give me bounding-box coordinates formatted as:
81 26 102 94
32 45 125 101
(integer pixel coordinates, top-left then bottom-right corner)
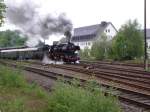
146 29 150 48
71 21 118 49
146 29 150 58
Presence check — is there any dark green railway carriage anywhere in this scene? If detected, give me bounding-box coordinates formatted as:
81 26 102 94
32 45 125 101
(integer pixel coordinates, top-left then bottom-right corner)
0 47 44 60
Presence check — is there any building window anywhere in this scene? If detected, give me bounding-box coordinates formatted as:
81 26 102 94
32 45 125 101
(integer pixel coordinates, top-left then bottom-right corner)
108 29 110 32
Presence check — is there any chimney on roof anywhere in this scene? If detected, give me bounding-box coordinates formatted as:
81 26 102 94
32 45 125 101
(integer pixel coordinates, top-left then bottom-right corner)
101 21 107 26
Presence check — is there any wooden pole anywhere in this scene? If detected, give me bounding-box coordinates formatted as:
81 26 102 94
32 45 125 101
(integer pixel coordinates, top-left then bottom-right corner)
144 0 148 70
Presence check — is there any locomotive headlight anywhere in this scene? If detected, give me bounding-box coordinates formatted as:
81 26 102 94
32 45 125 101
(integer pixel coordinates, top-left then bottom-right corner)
75 51 79 54
75 51 79 56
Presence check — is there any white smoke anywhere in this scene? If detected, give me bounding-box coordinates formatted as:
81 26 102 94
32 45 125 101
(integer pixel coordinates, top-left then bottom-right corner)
5 0 73 47
42 53 63 65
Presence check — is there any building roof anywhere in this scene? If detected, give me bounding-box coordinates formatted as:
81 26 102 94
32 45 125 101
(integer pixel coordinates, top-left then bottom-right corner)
0 46 27 50
141 29 150 39
1 47 38 52
147 29 150 39
72 21 110 42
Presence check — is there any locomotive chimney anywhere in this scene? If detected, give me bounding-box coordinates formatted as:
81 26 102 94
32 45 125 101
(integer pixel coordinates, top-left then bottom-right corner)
64 31 72 43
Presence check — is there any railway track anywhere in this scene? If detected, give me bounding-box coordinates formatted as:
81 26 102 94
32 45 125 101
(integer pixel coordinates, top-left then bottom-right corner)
20 59 145 73
80 60 150 76
47 64 150 95
80 60 148 68
1 60 150 111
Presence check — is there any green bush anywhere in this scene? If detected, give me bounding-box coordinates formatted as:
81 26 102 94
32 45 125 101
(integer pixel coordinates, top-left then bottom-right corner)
79 47 91 60
0 65 27 88
48 80 122 112
111 20 144 60
90 34 112 60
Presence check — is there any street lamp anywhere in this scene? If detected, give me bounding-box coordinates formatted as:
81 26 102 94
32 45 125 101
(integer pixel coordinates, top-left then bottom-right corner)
144 0 148 70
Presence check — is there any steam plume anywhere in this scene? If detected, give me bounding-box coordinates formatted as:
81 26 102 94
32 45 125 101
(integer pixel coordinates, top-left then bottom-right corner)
6 0 72 47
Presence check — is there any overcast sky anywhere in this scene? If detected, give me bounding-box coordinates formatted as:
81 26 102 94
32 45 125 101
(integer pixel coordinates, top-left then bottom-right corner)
42 0 150 29
1 0 150 44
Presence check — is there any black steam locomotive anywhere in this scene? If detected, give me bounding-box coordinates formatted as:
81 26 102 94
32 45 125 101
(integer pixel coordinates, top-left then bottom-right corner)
48 42 80 63
0 42 80 63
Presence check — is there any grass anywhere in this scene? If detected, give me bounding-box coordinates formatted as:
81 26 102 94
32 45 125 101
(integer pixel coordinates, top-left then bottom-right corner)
0 64 122 112
48 79 122 112
0 65 50 112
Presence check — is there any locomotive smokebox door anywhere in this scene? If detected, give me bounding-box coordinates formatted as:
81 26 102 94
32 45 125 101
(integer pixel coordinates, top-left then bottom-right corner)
64 31 72 43
42 45 50 51
42 45 50 56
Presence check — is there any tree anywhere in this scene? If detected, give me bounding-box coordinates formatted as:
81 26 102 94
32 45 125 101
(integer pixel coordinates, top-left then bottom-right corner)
79 47 91 60
90 34 112 60
0 30 27 47
112 20 144 60
0 0 6 26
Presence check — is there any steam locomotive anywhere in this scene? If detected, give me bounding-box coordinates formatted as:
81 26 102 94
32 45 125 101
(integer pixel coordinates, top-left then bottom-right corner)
49 42 80 63
0 42 80 63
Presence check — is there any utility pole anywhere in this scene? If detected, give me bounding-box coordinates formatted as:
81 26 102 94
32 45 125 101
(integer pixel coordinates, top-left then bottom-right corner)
144 0 148 70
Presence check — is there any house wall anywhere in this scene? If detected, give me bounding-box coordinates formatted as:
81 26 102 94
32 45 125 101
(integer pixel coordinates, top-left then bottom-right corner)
147 39 150 58
72 24 117 50
74 41 93 49
147 39 150 48
104 24 117 40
